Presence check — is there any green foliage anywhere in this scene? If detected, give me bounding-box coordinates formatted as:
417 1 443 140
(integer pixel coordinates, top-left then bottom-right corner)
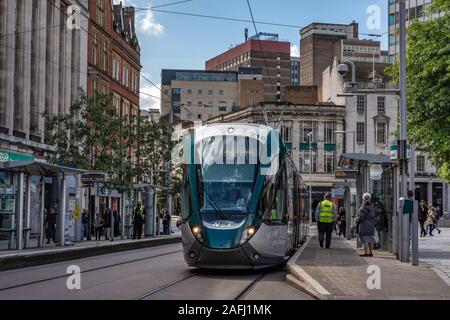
44 90 139 191
137 118 181 199
386 2 450 182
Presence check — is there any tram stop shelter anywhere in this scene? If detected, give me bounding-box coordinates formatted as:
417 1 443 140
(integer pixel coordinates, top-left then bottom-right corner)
338 153 397 252
128 183 167 239
0 161 84 250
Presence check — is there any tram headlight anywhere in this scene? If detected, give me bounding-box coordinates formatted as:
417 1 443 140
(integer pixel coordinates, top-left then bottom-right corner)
240 226 257 245
191 225 204 242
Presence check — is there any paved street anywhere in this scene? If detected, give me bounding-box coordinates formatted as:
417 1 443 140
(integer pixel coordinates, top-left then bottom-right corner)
0 243 310 300
419 227 450 286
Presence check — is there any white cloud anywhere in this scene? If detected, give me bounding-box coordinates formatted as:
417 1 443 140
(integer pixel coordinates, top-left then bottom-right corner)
290 44 299 57
140 83 162 111
137 7 164 36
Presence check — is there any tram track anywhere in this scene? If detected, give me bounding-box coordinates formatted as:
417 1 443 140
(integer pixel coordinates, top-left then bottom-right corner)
0 249 183 291
136 268 272 300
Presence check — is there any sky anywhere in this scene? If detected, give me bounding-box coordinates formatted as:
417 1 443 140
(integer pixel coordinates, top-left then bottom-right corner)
112 0 389 110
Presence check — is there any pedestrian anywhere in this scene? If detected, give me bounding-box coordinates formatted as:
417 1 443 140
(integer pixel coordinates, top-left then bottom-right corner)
337 207 346 237
94 213 103 241
113 210 121 238
81 209 88 240
427 207 441 236
356 193 377 257
132 202 145 239
375 204 387 249
162 210 171 235
418 200 428 237
44 208 57 244
103 208 111 240
315 193 337 249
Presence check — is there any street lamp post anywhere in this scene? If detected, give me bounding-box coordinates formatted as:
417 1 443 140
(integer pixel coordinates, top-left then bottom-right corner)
308 132 313 225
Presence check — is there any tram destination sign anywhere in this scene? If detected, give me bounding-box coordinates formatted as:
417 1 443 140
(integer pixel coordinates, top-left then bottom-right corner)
335 170 358 179
81 173 106 187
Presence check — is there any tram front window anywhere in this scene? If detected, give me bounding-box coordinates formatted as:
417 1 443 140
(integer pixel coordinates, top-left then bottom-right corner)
200 164 256 214
197 136 258 214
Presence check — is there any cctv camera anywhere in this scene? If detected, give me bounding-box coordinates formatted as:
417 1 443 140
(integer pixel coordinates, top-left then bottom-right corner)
337 63 349 76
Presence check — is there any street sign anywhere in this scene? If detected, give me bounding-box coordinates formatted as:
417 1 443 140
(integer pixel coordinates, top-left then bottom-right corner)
390 140 411 161
335 170 358 179
81 173 105 186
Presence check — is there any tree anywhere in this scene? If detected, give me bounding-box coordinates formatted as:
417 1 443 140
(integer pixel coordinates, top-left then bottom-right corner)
137 118 181 206
386 1 450 181
44 90 139 191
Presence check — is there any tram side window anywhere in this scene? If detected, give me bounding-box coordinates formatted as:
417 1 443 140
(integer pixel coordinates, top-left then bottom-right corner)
181 165 192 219
267 164 287 224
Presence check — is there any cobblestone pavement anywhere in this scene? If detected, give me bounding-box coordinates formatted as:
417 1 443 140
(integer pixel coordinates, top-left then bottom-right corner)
419 227 450 286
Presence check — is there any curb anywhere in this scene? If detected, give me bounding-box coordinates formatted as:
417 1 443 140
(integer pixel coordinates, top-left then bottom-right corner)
0 236 182 271
286 236 330 300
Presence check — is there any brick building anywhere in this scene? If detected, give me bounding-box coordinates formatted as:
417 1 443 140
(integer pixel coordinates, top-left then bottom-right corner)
87 0 141 124
205 39 291 103
299 22 358 96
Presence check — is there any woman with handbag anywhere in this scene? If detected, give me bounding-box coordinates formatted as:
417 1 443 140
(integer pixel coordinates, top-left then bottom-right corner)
356 193 377 257
337 207 346 237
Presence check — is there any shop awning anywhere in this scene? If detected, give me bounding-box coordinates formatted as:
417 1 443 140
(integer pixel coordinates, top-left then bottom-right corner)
0 161 85 176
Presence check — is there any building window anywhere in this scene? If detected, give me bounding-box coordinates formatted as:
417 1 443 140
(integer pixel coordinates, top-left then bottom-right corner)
198 89 203 96
97 0 105 27
357 95 365 113
186 101 192 106
300 121 318 142
187 89 192 95
122 65 129 87
376 122 386 144
93 31 100 66
219 89 224 96
131 72 139 93
357 122 365 143
377 96 385 114
324 151 335 173
324 122 335 143
102 38 109 72
280 121 292 142
208 89 213 95
417 155 425 172
219 101 227 112
300 151 317 173
112 56 120 81
198 102 203 106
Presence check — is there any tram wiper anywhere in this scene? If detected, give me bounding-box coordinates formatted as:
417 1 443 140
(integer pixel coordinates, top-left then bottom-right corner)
202 188 229 220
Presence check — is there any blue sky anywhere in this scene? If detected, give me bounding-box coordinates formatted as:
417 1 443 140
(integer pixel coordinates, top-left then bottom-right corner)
115 0 389 109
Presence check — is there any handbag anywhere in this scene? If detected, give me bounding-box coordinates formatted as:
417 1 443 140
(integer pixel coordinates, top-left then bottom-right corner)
373 232 380 244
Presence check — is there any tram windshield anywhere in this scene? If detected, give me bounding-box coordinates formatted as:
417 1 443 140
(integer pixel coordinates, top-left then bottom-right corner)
197 135 259 214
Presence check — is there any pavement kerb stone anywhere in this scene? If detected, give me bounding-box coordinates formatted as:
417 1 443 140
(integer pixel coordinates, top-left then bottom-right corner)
0 236 181 271
286 235 330 300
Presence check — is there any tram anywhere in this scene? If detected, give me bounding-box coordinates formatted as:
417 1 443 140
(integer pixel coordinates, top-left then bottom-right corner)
179 123 309 269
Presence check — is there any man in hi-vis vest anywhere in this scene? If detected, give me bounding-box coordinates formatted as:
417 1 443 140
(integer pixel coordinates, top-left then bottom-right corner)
314 193 337 249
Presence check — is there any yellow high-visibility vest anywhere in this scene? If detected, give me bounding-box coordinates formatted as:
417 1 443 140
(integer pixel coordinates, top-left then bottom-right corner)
319 200 334 223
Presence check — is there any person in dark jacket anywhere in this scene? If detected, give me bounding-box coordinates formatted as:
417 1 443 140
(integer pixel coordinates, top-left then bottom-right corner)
81 209 89 240
113 210 121 237
44 208 57 244
132 202 146 239
337 207 346 237
356 193 377 257
418 200 428 237
103 208 111 240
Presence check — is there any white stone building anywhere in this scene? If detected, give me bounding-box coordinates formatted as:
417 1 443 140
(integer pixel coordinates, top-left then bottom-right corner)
323 57 450 211
0 0 89 160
